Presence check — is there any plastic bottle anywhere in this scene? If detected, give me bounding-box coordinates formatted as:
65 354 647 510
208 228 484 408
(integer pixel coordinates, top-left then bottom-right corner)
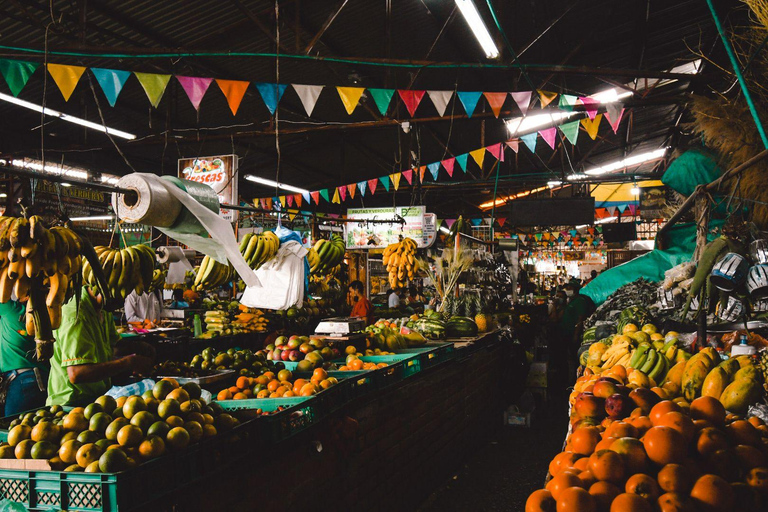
193 314 203 338
731 334 757 356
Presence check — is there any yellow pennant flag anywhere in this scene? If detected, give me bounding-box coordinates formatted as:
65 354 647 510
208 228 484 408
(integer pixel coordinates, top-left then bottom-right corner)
537 90 558 108
332 187 340 204
279 196 286 207
581 114 602 140
288 211 297 222
469 148 486 169
47 63 86 101
390 173 401 191
336 86 365 115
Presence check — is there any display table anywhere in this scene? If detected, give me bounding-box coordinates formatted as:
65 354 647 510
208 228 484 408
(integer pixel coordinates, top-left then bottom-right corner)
135 331 507 511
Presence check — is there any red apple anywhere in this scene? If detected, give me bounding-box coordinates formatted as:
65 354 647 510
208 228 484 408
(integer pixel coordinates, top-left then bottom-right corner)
281 349 291 361
605 393 632 419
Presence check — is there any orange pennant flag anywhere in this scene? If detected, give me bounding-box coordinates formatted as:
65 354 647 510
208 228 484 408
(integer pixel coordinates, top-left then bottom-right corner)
216 79 250 115
347 183 357 199
390 173 401 191
537 90 558 108
469 148 486 169
419 166 426 183
295 194 302 207
336 86 365 115
47 63 86 101
581 114 602 140
483 92 507 118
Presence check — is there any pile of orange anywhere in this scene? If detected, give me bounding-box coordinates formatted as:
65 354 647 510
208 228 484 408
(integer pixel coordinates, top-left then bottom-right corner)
216 368 339 401
338 358 388 371
528 390 768 511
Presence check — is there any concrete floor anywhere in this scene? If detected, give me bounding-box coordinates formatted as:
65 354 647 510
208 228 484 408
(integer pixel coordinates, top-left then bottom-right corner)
419 396 569 512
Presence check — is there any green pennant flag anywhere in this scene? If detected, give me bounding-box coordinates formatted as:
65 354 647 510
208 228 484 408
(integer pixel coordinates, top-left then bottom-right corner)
0 59 39 97
558 94 578 111
134 72 172 108
368 88 395 116
319 189 330 202
380 175 391 192
559 120 580 145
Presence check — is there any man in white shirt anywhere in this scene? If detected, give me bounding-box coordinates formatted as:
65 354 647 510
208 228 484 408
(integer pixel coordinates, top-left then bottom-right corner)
124 290 163 323
388 288 401 308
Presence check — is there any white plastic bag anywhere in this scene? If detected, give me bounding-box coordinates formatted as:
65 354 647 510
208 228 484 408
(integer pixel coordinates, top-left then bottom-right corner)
240 241 307 310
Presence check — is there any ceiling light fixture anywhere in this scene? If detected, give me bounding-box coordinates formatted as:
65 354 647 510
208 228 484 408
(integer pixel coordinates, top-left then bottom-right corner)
455 0 499 59
630 184 640 196
479 185 549 210
0 193 7 198
583 148 667 176
70 215 115 221
505 111 575 137
0 92 136 140
11 158 89 180
244 175 310 195
547 180 563 188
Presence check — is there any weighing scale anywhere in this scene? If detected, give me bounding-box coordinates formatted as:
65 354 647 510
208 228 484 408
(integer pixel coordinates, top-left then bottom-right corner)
313 317 368 351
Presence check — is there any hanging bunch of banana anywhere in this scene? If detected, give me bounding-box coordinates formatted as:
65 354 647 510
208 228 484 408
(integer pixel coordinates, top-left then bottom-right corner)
193 255 236 290
83 244 156 299
383 237 419 289
239 231 280 270
309 234 346 275
149 268 167 292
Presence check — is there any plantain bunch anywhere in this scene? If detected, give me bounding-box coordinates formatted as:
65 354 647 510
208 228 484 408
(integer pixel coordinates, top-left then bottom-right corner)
383 237 419 289
193 255 236 291
83 245 156 300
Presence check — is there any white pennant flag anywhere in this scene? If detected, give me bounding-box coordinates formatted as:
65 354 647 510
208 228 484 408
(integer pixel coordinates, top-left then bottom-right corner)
293 84 324 117
510 91 532 116
605 102 625 133
427 90 454 117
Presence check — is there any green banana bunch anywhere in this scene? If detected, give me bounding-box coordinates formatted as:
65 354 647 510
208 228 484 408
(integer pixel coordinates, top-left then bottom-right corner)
240 231 281 271
84 244 157 299
193 255 235 290
310 234 345 275
149 268 167 293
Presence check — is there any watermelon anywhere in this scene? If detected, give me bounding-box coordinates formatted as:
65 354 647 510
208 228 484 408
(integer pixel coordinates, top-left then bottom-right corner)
446 316 479 338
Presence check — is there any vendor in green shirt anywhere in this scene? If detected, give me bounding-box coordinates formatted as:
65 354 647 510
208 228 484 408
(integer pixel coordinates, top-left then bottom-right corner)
0 299 48 416
47 286 154 407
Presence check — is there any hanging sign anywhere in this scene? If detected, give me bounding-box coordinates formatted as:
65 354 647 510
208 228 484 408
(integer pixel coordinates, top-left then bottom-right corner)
178 154 238 222
423 213 437 248
638 185 667 220
33 180 110 224
344 206 427 249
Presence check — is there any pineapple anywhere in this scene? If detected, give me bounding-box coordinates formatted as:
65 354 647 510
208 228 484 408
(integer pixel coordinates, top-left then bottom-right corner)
759 349 768 392
475 313 488 333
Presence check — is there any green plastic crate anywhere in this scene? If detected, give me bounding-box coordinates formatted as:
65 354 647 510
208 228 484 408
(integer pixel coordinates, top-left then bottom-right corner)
217 396 318 443
397 342 456 369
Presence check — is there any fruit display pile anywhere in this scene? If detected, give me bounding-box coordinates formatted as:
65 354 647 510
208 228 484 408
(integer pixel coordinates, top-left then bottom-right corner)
187 347 281 377
216 369 338 400
264 335 341 371
307 234 346 275
0 379 240 473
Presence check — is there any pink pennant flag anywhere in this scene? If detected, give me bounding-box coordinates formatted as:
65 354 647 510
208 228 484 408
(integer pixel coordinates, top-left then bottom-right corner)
287 195 294 207
510 91 532 116
444 219 457 229
347 183 357 199
310 191 320 204
397 90 426 117
367 178 378 195
176 76 214 111
339 186 347 201
505 140 519 153
578 97 599 119
486 143 504 162
259 198 267 210
441 157 455 177
539 127 557 149
402 169 413 185
295 194 302 207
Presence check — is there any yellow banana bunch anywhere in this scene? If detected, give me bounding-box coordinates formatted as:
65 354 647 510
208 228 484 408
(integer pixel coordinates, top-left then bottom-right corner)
149 269 167 293
310 234 345 275
240 231 280 270
193 255 235 290
83 244 156 300
382 237 418 289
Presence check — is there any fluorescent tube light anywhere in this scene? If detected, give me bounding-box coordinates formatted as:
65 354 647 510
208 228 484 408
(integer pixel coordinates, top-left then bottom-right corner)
589 88 633 104
478 185 549 209
583 148 667 176
505 111 576 137
439 226 451 235
70 215 115 221
455 0 499 59
245 175 310 194
11 158 89 180
547 180 563 188
0 92 136 140
61 183 72 187
0 193 7 198
596 216 618 224
567 174 587 181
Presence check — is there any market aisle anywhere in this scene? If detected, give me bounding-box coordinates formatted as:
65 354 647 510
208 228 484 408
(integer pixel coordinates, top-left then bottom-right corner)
419 396 569 512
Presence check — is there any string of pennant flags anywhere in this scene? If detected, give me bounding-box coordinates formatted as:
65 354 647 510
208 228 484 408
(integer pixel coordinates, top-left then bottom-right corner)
0 58 625 126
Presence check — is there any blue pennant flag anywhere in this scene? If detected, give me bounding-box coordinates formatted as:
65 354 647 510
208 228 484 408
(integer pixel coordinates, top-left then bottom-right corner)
255 83 288 115
427 162 440 180
91 68 131 107
520 132 538 153
358 181 367 196
456 91 483 118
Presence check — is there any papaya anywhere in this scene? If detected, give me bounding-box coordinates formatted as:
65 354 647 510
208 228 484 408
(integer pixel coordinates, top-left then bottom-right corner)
701 367 730 399
720 378 762 414
682 358 714 402
588 344 608 367
699 347 720 365
734 366 759 382
735 355 756 369
661 360 687 395
717 358 740 379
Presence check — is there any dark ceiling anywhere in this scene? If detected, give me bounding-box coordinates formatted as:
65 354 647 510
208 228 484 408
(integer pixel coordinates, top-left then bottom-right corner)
0 0 744 219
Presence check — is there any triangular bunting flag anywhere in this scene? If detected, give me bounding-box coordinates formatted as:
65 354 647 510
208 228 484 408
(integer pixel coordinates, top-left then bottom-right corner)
606 206 617 216
292 84 323 116
537 90 558 108
483 218 493 226
332 188 340 204
134 72 171 108
90 68 131 107
339 186 347 201
295 194 303 207
402 169 413 185
486 143 503 162
0 59 38 97
310 191 320 204
470 148 485 169
397 90 426 117
510 91 532 115
279 196 286 207
617 204 627 214
455 153 469 172
288 212 297 222
254 82 288 115
427 90 453 117
216 79 250 115
47 63 86 101
302 192 310 205
605 103 624 133
287 195 294 207
418 166 426 183
380 176 390 192
559 120 580 145
520 132 538 152
336 86 365 115
456 91 483 117
444 219 457 229
176 76 214 111
427 162 440 180
347 183 357 199
358 181 367 196
367 178 378 195
441 157 455 177
497 218 506 227
483 92 507 117
505 140 519 153
369 88 395 115
558 94 578 111
470 218 483 227
390 173 401 191
319 189 330 202
581 114 602 140
265 198 273 210
578 97 599 119
539 127 557 149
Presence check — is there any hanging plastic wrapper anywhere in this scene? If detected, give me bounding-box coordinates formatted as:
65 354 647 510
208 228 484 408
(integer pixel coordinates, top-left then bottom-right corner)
716 295 746 322
111 173 258 287
749 239 768 265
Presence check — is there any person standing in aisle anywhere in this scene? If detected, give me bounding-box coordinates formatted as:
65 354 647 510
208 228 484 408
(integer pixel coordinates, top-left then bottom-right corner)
0 298 48 415
388 287 401 308
348 280 374 325
47 286 154 406
124 289 163 324
555 281 596 386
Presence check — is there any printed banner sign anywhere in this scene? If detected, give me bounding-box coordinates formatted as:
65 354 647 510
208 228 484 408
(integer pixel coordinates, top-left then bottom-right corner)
178 154 239 222
344 206 427 249
638 185 667 220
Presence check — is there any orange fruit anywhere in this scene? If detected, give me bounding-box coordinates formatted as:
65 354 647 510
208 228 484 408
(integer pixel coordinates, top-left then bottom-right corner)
292 379 308 394
546 472 583 500
556 487 596 512
216 389 232 401
235 376 249 390
657 492 691 512
312 368 328 382
549 451 582 477
604 421 638 440
625 474 660 501
228 386 239 395
689 474 734 511
574 457 590 471
349 358 364 371
690 397 726 427
726 420 761 447
650 401 682 426
267 380 280 392
161 377 179 389
570 426 602 456
657 464 692 493
578 470 596 489
262 371 275 381
299 383 316 397
609 493 651 512
747 416 765 428
589 481 621 511
642 426 686 465
256 390 269 398
734 444 767 471
595 437 617 452
627 416 653 437
587 450 625 484
656 411 695 442
608 437 647 474
233 393 247 400
525 489 556 512
696 427 730 457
